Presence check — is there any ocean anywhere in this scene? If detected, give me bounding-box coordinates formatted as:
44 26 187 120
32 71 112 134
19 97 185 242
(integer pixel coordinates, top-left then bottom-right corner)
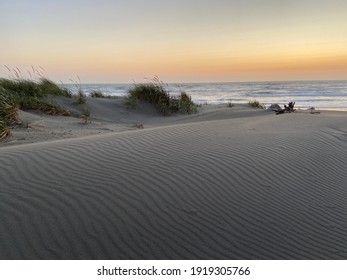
65 80 347 111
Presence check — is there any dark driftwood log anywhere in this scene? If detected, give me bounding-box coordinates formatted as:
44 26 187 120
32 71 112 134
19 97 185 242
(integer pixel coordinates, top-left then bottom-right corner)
276 102 295 114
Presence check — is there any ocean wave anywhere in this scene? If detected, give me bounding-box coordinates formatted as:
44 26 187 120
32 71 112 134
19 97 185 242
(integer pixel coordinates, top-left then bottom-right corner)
62 80 347 111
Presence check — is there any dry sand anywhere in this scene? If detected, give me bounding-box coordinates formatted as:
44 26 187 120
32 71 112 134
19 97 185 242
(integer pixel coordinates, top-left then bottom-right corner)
0 98 347 259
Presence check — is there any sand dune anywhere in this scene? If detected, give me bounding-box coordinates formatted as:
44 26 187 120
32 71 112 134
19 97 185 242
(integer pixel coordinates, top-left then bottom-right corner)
1 103 347 259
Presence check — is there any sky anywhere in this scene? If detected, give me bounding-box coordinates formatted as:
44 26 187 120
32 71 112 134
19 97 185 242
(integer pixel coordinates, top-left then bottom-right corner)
1 0 347 83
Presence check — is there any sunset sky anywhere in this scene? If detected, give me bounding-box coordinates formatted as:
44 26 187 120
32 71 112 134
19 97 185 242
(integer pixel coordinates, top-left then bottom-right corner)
1 0 347 83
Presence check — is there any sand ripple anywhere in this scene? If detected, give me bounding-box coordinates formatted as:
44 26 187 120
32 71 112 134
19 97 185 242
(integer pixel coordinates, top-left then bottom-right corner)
1 117 347 259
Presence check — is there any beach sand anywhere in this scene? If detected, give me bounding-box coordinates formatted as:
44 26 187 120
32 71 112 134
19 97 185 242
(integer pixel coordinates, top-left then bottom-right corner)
1 98 347 259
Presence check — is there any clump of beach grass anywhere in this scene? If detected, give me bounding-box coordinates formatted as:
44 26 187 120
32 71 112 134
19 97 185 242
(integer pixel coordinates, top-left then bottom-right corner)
0 87 19 140
127 77 197 115
176 91 198 114
75 89 87 104
0 77 72 98
124 94 139 109
0 76 72 140
248 100 266 109
133 123 144 129
90 91 104 98
90 90 117 99
0 119 11 140
19 97 70 116
0 87 21 125
80 106 91 124
227 99 234 108
39 78 72 98
90 90 112 98
69 76 87 104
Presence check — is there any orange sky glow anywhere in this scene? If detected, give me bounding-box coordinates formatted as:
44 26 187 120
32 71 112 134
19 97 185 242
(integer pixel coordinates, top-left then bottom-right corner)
1 0 347 83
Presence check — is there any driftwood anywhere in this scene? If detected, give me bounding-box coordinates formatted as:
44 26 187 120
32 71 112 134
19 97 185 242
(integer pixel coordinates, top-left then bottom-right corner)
276 102 296 115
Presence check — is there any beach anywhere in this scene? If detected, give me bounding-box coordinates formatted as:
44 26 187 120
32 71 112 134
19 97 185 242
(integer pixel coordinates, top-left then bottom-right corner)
1 97 347 259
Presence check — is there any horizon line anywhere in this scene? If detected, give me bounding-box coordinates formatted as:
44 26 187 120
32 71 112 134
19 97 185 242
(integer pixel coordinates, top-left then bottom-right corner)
61 78 347 85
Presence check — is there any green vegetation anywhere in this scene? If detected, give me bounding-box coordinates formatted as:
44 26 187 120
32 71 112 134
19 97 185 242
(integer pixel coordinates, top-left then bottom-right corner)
127 77 197 115
0 88 17 140
90 91 117 98
75 89 87 104
0 78 72 98
90 90 104 98
80 106 91 124
248 100 266 109
39 78 72 98
69 76 87 104
0 88 21 125
19 97 70 116
0 119 11 140
133 123 144 129
227 100 234 108
0 77 72 140
124 94 139 109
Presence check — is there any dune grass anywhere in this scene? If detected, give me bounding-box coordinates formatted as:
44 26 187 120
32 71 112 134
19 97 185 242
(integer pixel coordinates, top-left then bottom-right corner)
0 119 11 140
0 88 21 125
0 89 16 140
80 106 91 124
90 91 116 99
124 94 139 109
0 78 72 140
39 78 72 98
0 78 71 115
19 97 71 116
248 100 266 109
75 89 87 104
127 77 197 115
0 78 72 98
90 90 104 98
89 90 104 98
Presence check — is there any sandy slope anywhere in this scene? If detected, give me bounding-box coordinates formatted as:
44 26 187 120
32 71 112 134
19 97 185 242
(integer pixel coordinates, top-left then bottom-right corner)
1 100 347 259
2 97 268 147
